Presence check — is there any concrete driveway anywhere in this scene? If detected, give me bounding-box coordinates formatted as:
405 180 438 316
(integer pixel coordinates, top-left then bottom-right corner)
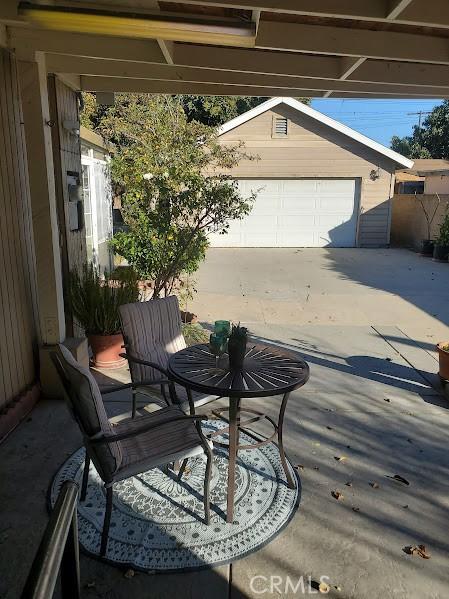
188 248 449 597
190 248 449 347
2 249 449 599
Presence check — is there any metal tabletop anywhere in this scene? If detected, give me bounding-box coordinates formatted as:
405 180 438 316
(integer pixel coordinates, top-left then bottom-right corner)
168 342 309 398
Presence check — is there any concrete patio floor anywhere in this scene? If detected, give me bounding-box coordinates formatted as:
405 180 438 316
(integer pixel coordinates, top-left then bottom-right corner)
1 249 449 598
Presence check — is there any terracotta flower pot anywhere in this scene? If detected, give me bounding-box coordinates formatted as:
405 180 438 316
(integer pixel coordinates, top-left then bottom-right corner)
88 333 126 369
437 342 449 382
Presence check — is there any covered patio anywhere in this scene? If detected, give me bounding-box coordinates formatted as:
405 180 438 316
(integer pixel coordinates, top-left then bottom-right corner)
1 1 449 598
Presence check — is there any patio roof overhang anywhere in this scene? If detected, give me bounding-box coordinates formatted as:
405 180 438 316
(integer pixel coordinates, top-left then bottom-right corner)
1 0 449 97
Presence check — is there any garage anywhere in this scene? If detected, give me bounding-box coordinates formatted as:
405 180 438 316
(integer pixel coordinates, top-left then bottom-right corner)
209 178 358 247
212 98 412 248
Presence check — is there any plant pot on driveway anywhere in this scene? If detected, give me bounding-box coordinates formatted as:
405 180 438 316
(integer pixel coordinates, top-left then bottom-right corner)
89 333 126 369
432 244 449 262
437 343 449 382
420 239 435 256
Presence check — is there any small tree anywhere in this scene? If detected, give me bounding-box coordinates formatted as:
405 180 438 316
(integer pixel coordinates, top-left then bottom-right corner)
101 95 256 298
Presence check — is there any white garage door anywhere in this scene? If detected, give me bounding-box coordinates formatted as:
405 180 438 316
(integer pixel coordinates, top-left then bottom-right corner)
208 179 358 247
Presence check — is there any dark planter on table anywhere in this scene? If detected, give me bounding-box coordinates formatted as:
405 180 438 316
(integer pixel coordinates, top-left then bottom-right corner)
420 240 435 257
227 324 248 371
432 244 449 262
228 337 247 370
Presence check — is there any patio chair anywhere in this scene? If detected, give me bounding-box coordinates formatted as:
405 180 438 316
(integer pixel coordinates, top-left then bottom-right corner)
51 344 213 557
119 295 219 416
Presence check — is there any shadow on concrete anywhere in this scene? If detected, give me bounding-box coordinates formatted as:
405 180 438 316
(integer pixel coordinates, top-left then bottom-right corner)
252 334 447 410
322 248 449 328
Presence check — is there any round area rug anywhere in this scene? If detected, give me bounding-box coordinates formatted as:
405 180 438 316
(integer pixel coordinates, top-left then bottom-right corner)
50 421 300 571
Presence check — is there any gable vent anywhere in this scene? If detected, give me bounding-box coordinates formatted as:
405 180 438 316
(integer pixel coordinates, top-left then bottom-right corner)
274 117 288 136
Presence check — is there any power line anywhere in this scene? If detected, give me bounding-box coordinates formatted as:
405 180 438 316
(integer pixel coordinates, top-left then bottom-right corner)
407 110 433 128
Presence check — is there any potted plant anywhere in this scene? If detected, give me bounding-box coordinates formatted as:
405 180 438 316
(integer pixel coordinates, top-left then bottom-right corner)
433 209 449 262
227 324 248 371
70 264 139 368
417 193 440 256
437 343 449 382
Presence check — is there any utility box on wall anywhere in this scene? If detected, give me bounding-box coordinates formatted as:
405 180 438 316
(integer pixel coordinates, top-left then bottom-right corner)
67 171 83 231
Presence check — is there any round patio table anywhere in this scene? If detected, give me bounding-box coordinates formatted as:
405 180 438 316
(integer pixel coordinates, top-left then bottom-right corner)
168 342 309 523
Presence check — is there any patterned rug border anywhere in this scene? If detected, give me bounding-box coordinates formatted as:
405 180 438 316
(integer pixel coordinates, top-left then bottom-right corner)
48 431 301 574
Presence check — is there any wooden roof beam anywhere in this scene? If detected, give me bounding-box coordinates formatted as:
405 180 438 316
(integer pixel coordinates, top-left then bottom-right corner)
170 0 449 28
79 74 449 97
48 54 449 96
8 27 166 63
256 21 449 65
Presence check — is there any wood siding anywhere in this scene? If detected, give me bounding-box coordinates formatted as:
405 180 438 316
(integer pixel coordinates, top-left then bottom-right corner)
0 48 38 409
53 78 86 273
219 105 395 246
50 77 86 337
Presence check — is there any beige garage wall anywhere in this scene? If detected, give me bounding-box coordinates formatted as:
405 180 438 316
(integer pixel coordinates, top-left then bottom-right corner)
218 104 396 247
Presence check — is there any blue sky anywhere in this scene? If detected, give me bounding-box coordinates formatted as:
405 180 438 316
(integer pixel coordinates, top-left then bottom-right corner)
311 98 442 148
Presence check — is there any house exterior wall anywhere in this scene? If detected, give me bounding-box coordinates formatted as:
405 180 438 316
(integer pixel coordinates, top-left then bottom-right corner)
0 48 39 414
218 104 396 247
390 193 449 250
54 78 87 273
424 174 449 195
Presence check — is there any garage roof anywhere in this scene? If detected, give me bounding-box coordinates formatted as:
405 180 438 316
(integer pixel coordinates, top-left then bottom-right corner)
218 97 414 168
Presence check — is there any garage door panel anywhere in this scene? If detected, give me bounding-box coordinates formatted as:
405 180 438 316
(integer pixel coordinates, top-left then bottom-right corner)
209 178 357 248
283 179 317 193
319 179 355 193
282 196 317 213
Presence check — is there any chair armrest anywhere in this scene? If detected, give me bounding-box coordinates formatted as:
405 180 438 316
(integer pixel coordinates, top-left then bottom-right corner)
89 414 208 444
119 352 169 376
101 379 171 395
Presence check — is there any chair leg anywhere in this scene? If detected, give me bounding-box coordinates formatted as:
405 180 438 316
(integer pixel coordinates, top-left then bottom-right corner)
100 485 113 557
81 453 90 502
203 451 212 525
177 458 189 480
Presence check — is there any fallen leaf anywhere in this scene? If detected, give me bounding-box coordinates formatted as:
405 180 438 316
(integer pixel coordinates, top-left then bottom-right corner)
404 545 431 559
319 582 330 593
370 482 379 489
387 474 410 486
332 490 344 500
124 569 135 579
352 507 360 512
345 481 353 487
334 456 347 462
85 581 96 589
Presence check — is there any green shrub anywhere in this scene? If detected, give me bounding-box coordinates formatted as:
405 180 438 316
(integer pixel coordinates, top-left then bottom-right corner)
437 211 449 246
181 322 210 346
70 264 139 335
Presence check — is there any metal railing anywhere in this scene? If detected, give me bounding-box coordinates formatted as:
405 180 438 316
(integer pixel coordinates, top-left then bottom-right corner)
21 481 81 599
